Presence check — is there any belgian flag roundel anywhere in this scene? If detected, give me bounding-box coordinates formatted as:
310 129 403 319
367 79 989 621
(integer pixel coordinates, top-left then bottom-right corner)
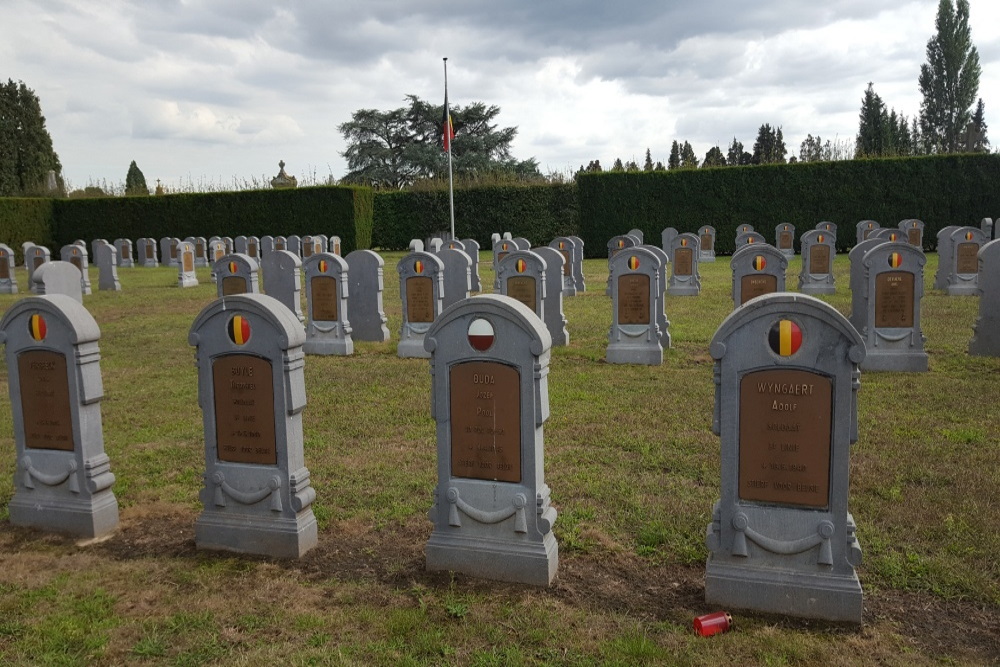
228 261 238 274
558 241 565 249
628 255 640 270
753 255 766 271
887 252 902 268
966 231 974 241
414 259 424 274
747 237 756 244
228 315 251 345
680 238 688 247
516 258 527 273
617 239 625 249
319 259 328 273
28 313 46 341
817 234 825 243
768 319 802 356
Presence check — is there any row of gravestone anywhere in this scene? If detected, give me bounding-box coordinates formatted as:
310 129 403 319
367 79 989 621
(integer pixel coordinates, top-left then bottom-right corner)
0 286 870 623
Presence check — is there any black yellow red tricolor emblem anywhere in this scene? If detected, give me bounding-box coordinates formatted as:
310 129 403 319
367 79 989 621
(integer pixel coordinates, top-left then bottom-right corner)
228 261 237 274
628 255 640 270
414 260 424 274
753 255 766 271
28 314 46 341
680 238 688 247
319 260 328 273
769 319 802 356
516 258 527 273
228 315 251 345
888 253 902 268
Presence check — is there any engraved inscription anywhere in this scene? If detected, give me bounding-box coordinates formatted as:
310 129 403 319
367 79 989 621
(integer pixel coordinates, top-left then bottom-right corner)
875 271 914 328
701 233 713 251
145 243 154 259
740 274 777 305
0 258 8 280
506 275 537 312
779 231 793 249
618 274 650 325
674 247 693 276
956 242 979 274
739 369 832 508
311 275 339 321
196 241 205 257
450 361 521 483
170 242 178 260
406 276 435 323
908 228 921 246
560 250 571 275
70 256 83 273
18 350 75 451
121 244 130 260
809 244 830 275
182 251 194 273
221 276 247 296
213 354 277 465
33 256 44 269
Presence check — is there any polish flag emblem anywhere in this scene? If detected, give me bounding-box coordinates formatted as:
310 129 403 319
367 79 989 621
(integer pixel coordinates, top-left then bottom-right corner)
468 318 494 351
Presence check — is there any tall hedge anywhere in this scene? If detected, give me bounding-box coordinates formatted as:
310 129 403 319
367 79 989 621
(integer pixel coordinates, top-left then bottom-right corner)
0 198 54 263
578 154 1000 256
373 182 579 250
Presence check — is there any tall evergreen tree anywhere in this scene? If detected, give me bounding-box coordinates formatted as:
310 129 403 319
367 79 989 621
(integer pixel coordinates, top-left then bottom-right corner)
643 148 654 171
918 0 981 153
966 98 989 152
726 137 747 166
0 79 63 196
751 124 787 164
855 83 888 158
125 160 149 196
702 145 726 167
611 158 625 172
667 141 681 169
680 141 699 169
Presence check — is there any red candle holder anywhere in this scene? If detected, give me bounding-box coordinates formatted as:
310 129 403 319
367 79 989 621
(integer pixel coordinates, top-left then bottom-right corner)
693 611 732 637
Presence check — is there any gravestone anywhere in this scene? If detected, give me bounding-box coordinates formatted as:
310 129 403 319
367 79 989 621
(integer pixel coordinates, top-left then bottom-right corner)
847 238 888 331
221 237 233 255
262 250 304 324
345 249 390 342
856 220 879 244
177 241 199 288
698 225 717 262
208 239 227 267
32 262 83 302
61 244 92 295
234 236 249 255
968 239 1000 356
160 237 179 267
22 241 35 265
189 293 317 558
314 235 328 253
641 245 671 347
548 237 578 297
661 227 678 252
798 230 836 295
26 245 51 292
492 238 517 290
301 236 323 260
498 250 546 321
705 293 865 623
0 243 18 294
628 228 644 244
0 295 119 537
214 254 260 297
606 247 664 365
246 236 260 260
667 233 701 296
981 217 993 238
444 239 466 253
858 242 928 371
397 251 445 358
731 245 788 307
138 238 158 267
898 219 924 247
871 228 904 242
274 236 287 252
286 235 301 258
424 294 558 585
512 237 531 250
191 237 209 268
816 221 838 237
114 239 134 268
428 238 443 254
533 247 570 346
461 238 482 291
329 236 342 255
607 234 639 295
260 236 275 257
409 239 424 253
569 235 586 292
439 247 472 310
735 231 766 251
735 224 754 238
90 239 108 261
945 226 987 296
94 242 121 292
303 253 353 355
502 232 513 240
775 223 796 256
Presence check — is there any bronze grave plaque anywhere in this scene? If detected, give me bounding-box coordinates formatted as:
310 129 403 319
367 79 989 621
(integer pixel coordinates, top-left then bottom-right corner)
779 231 793 249
182 251 194 273
701 233 713 250
406 276 435 323
956 242 979 274
310 275 339 321
196 241 205 257
0 259 8 280
221 276 247 296
617 274 650 325
674 247 693 276
875 271 914 328
740 274 777 305
506 276 536 312
809 244 830 275
450 361 521 482
908 228 921 246
170 242 178 260
121 244 130 260
497 251 508 264
145 243 154 259
560 250 571 275
212 354 277 465
33 256 44 269
18 350 75 451
70 256 83 273
248 241 258 258
738 369 832 508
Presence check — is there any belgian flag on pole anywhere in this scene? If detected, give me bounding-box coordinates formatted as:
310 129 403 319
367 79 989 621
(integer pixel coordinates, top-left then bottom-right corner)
442 92 455 152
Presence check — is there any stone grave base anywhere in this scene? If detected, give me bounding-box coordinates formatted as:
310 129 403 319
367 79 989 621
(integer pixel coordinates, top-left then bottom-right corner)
945 283 978 296
9 490 119 539
178 276 198 288
860 351 928 372
800 284 836 295
705 559 862 624
195 511 318 559
398 338 431 358
303 333 354 356
606 340 662 366
667 285 699 297
426 531 558 587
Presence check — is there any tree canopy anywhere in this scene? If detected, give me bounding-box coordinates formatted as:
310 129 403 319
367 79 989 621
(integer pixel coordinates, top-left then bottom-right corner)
125 160 149 196
0 79 63 196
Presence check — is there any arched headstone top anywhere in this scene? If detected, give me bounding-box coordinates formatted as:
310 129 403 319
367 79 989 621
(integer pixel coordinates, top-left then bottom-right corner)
427 293 550 356
189 293 306 350
0 294 100 346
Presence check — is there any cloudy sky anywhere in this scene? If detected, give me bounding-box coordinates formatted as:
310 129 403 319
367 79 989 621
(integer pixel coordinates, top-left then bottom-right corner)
6 1 1000 191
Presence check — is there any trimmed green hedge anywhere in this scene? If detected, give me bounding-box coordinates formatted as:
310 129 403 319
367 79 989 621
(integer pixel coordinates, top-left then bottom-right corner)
0 198 55 263
578 154 1000 256
372 183 578 250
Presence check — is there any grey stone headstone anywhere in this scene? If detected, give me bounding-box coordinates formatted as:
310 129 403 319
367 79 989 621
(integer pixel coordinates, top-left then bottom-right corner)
60 244 92 295
424 294 558 586
222 237 234 255
345 249 390 342
898 219 924 247
511 237 531 250
502 232 513 240
660 227 678 252
21 241 35 265
137 238 158 267
858 242 928 371
439 247 472 311
114 239 134 268
871 228 905 242
190 237 209 268
706 293 864 623
798 229 836 295
314 235 328 252
32 262 83 302
492 238 517 291
262 250 304 324
816 221 838 238
775 223 796 256
300 236 315 260
734 231 766 251
177 241 199 288
698 225 717 262
668 233 701 296
286 235 301 257
945 226 987 295
735 224 755 238
607 246 663 365
444 239 466 252
607 234 639 295
969 239 1000 356
90 239 108 260
329 235 342 255
731 244 788 308
981 217 993 238
533 247 570 346
491 233 501 245
848 238 888 330
461 238 482 291
160 237 180 267
274 235 288 252
26 245 51 292
428 238 443 254
408 238 424 253
397 251 444 359
0 294 119 537
94 242 121 292
641 244 671 347
569 235 586 292
214 254 260 297
234 236 248 255
260 236 275 257
627 228 644 244
856 220 880 245
302 252 353 355
246 236 260 260
0 244 18 294
497 250 550 341
188 293 317 558
548 237 578 297
208 239 227 268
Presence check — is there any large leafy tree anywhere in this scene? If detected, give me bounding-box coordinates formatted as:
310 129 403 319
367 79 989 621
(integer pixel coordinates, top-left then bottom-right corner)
339 95 539 188
918 0 981 153
125 160 149 196
0 79 63 196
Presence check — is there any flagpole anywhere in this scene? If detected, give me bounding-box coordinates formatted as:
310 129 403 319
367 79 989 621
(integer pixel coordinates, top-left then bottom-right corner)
444 57 455 241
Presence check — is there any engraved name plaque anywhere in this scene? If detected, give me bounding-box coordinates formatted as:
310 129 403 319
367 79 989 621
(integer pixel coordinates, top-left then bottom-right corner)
406 276 435 323
740 275 777 305
70 256 83 273
221 276 247 296
908 229 920 246
875 271 914 328
121 244 130 260
506 276 536 312
779 232 793 249
145 244 154 259
310 275 338 321
182 252 194 273
170 243 178 260
701 233 713 250
212 354 277 465
560 250 571 275
0 260 8 280
674 247 693 276
810 245 830 275
738 369 832 508
449 361 521 483
17 350 74 451
956 242 979 274
34 256 44 269
618 274 650 325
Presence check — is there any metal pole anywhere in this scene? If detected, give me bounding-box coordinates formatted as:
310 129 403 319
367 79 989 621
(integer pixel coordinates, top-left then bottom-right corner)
444 57 455 241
